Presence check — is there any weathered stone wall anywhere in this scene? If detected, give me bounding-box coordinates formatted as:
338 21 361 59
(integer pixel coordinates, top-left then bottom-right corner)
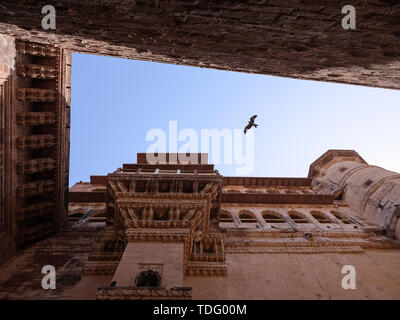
2 244 400 299
185 250 400 299
0 223 105 300
0 1 399 89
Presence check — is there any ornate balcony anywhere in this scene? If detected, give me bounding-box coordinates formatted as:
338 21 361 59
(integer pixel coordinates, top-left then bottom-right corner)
16 41 58 57
16 158 56 175
16 135 56 150
16 88 57 102
17 63 57 79
16 112 56 126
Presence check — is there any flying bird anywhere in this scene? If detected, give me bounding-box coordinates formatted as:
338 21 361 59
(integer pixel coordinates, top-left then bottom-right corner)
244 115 258 134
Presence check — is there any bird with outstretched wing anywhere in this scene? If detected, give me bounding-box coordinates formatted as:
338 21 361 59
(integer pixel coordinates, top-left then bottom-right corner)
244 115 258 134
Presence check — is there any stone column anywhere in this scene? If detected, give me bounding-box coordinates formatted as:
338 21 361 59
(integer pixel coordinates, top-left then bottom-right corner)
0 34 16 266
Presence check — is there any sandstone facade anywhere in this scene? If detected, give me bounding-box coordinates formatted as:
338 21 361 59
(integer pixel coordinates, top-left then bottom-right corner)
1 1 400 300
1 151 399 300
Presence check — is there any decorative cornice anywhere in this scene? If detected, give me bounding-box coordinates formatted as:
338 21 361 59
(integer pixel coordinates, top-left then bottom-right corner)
223 177 312 187
222 193 335 205
115 193 210 202
224 229 377 239
122 163 215 171
186 262 227 277
227 246 366 254
127 220 194 229
226 237 399 250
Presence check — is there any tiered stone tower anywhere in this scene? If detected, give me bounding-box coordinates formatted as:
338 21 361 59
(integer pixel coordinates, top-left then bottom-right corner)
309 150 400 239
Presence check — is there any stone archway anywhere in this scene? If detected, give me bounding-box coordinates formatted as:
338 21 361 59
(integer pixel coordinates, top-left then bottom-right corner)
134 270 161 288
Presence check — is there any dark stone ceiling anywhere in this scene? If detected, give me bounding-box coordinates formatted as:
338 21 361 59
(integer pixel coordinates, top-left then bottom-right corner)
0 0 399 89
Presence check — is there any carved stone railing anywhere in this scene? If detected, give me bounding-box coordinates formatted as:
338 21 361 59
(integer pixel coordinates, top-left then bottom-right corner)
96 286 192 300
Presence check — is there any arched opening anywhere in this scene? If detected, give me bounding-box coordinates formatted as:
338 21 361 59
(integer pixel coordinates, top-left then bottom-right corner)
219 210 234 223
310 210 332 223
331 210 351 224
134 270 161 288
238 210 258 223
262 210 285 223
288 211 309 224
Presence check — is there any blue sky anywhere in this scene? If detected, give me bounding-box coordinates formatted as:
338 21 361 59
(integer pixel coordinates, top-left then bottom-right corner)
70 53 400 186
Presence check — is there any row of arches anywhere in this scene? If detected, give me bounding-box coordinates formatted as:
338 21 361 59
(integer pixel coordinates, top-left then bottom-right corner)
219 209 356 226
223 188 313 194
